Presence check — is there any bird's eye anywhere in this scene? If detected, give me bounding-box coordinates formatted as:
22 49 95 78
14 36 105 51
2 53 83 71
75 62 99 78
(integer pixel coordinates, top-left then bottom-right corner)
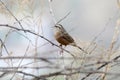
58 26 61 29
55 25 61 29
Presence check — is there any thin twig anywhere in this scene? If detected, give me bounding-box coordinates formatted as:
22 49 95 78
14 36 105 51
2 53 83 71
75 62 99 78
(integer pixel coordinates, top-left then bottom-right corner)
0 24 75 58
0 38 9 56
56 12 71 24
0 0 25 31
10 42 30 80
48 0 56 23
81 53 120 80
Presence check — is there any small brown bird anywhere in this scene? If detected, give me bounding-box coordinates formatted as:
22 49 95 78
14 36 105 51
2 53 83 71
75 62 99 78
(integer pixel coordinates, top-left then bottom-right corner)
54 24 74 46
54 24 87 54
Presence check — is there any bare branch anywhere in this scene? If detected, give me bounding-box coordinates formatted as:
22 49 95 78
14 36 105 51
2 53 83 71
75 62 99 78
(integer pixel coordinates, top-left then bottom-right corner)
0 0 25 31
0 24 76 58
56 12 71 24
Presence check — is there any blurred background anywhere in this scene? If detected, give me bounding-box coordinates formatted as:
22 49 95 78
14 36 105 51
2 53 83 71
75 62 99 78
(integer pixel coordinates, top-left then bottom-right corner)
0 0 120 80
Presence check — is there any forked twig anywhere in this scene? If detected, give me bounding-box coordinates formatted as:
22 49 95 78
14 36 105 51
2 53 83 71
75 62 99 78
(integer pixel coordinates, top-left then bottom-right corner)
0 0 25 31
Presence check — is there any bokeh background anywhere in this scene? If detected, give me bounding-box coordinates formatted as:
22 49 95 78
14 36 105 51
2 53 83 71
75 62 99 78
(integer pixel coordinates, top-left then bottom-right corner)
0 0 120 80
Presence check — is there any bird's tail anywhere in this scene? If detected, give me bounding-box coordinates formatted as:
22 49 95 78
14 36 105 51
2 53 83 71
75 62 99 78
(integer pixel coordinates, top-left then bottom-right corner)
70 42 88 54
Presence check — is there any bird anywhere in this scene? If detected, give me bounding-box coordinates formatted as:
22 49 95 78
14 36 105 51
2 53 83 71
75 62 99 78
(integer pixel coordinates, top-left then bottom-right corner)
54 24 74 46
54 24 88 54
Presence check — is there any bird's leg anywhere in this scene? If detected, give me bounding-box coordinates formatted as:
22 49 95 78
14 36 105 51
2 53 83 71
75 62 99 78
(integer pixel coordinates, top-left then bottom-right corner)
59 44 63 54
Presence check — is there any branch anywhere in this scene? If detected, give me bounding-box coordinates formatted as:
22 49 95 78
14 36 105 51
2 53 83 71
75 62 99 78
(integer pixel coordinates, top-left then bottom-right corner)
81 53 120 80
0 24 75 58
0 0 24 30
0 38 9 56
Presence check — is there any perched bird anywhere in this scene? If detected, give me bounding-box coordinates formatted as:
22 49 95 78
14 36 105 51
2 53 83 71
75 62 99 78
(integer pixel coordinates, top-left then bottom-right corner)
54 24 88 54
54 24 74 46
